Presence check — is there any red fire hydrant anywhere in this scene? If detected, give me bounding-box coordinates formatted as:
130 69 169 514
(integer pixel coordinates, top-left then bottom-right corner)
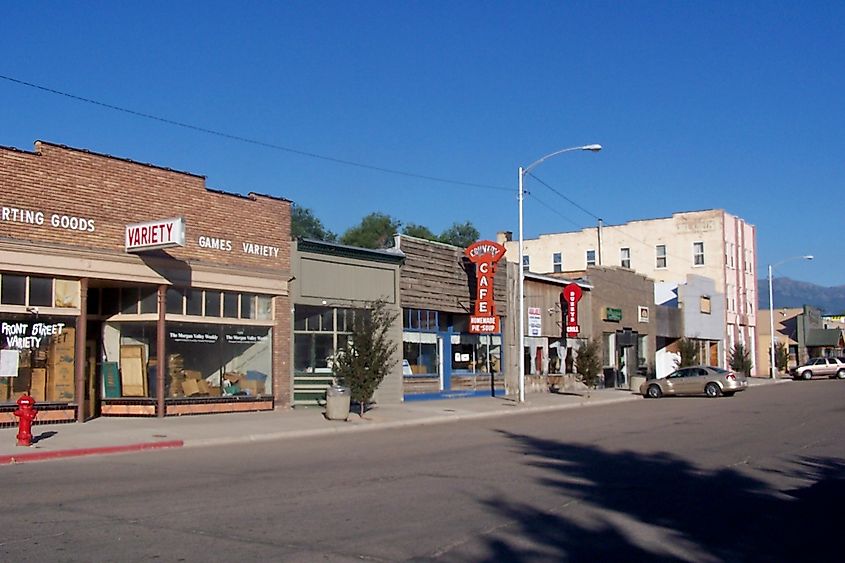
14 394 38 447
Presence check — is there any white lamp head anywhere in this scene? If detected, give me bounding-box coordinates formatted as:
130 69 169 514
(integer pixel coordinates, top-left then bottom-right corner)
581 144 602 152
803 255 814 260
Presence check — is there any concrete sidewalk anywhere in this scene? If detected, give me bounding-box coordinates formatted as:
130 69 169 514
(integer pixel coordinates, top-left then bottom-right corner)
0 378 788 465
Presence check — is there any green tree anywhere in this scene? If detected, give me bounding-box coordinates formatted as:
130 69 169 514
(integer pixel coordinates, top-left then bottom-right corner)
340 212 401 249
729 342 753 376
438 221 480 248
675 338 699 368
575 339 603 388
402 223 438 241
774 341 789 372
290 205 336 241
331 299 398 416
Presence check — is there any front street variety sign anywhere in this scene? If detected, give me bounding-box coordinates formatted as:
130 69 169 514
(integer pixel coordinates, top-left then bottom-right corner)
465 240 506 334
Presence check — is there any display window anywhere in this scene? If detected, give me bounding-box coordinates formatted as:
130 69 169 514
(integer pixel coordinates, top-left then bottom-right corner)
0 273 80 309
403 332 438 375
101 321 273 399
451 334 501 375
293 305 357 373
0 315 77 404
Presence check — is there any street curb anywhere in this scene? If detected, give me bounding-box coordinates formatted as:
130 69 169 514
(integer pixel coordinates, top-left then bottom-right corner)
0 439 183 465
182 394 643 449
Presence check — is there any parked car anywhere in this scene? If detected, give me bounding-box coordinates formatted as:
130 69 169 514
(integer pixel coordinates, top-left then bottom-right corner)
640 366 747 398
790 357 845 380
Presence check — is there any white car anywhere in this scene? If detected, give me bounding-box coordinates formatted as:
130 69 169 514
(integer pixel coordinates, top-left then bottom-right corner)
790 357 845 380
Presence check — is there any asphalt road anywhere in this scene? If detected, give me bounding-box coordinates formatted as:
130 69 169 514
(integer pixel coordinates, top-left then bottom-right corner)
2 380 843 562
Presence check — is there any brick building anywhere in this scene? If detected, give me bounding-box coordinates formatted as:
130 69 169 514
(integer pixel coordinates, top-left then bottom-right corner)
0 141 292 423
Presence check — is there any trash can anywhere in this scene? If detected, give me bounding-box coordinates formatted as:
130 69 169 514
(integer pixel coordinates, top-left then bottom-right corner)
325 385 351 421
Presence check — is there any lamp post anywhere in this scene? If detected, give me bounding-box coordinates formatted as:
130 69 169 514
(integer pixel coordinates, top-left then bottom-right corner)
767 254 813 378
518 144 601 402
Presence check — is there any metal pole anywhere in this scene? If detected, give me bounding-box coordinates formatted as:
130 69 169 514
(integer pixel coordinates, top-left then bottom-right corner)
597 218 603 266
768 264 777 379
518 166 526 403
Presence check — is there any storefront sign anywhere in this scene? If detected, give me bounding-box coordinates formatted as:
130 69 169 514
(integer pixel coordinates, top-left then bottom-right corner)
197 235 280 258
2 204 96 232
561 283 583 336
528 307 542 336
2 321 68 350
168 331 219 343
605 307 623 322
465 240 506 334
125 217 186 252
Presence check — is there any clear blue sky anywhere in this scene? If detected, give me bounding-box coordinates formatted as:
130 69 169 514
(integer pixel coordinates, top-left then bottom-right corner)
2 2 843 286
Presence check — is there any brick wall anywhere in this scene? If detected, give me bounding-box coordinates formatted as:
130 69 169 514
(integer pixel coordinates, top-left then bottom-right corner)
0 142 291 273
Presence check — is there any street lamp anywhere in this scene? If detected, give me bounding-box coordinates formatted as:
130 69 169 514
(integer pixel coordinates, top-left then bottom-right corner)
518 144 601 402
767 254 813 378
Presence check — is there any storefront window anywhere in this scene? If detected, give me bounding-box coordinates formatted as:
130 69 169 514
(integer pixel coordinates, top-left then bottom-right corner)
161 288 269 320
29 277 53 307
403 332 438 375
101 321 272 399
166 288 183 314
294 305 354 373
403 309 440 331
205 291 221 317
139 287 157 314
103 322 157 398
186 289 203 316
223 293 238 318
1 315 77 404
451 334 501 374
167 322 272 398
0 274 26 305
102 288 120 316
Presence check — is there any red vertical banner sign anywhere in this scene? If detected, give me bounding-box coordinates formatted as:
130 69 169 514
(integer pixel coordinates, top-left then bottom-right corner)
561 283 583 336
465 241 506 334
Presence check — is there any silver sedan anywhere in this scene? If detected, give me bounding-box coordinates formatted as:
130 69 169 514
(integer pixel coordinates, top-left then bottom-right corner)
640 366 748 398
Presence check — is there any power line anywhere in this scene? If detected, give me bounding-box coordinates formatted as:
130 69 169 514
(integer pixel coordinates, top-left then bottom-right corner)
528 172 602 221
525 192 585 230
0 74 510 192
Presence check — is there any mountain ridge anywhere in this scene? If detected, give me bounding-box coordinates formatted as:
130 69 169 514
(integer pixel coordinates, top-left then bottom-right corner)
757 277 845 314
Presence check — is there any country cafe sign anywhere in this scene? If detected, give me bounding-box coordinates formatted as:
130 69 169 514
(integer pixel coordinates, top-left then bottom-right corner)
125 217 186 252
561 282 583 336
464 240 506 334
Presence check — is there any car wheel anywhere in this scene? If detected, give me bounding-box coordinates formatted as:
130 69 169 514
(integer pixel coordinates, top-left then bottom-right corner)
837 369 845 380
647 384 662 399
705 382 721 397
802 370 813 381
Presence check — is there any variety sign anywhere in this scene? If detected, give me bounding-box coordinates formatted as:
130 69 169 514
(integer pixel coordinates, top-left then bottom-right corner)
464 241 506 334
561 283 583 336
125 217 186 252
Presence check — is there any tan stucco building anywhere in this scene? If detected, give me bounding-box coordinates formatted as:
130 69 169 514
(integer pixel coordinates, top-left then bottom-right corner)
500 209 758 371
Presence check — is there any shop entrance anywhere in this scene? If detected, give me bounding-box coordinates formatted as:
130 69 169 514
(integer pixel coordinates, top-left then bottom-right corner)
84 339 99 420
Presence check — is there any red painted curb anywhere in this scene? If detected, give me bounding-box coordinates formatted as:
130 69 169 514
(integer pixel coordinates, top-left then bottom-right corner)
0 440 184 465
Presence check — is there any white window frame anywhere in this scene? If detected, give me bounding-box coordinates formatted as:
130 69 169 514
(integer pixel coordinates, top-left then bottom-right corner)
586 249 596 266
553 252 562 273
693 241 704 266
656 245 667 269
620 247 630 268
522 255 530 271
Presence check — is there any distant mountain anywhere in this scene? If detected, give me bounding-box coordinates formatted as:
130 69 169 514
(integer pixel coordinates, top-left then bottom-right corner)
757 277 845 314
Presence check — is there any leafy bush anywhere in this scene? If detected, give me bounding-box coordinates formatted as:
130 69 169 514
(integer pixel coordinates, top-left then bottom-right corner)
332 299 398 416
575 339 603 388
675 337 699 368
729 342 753 376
